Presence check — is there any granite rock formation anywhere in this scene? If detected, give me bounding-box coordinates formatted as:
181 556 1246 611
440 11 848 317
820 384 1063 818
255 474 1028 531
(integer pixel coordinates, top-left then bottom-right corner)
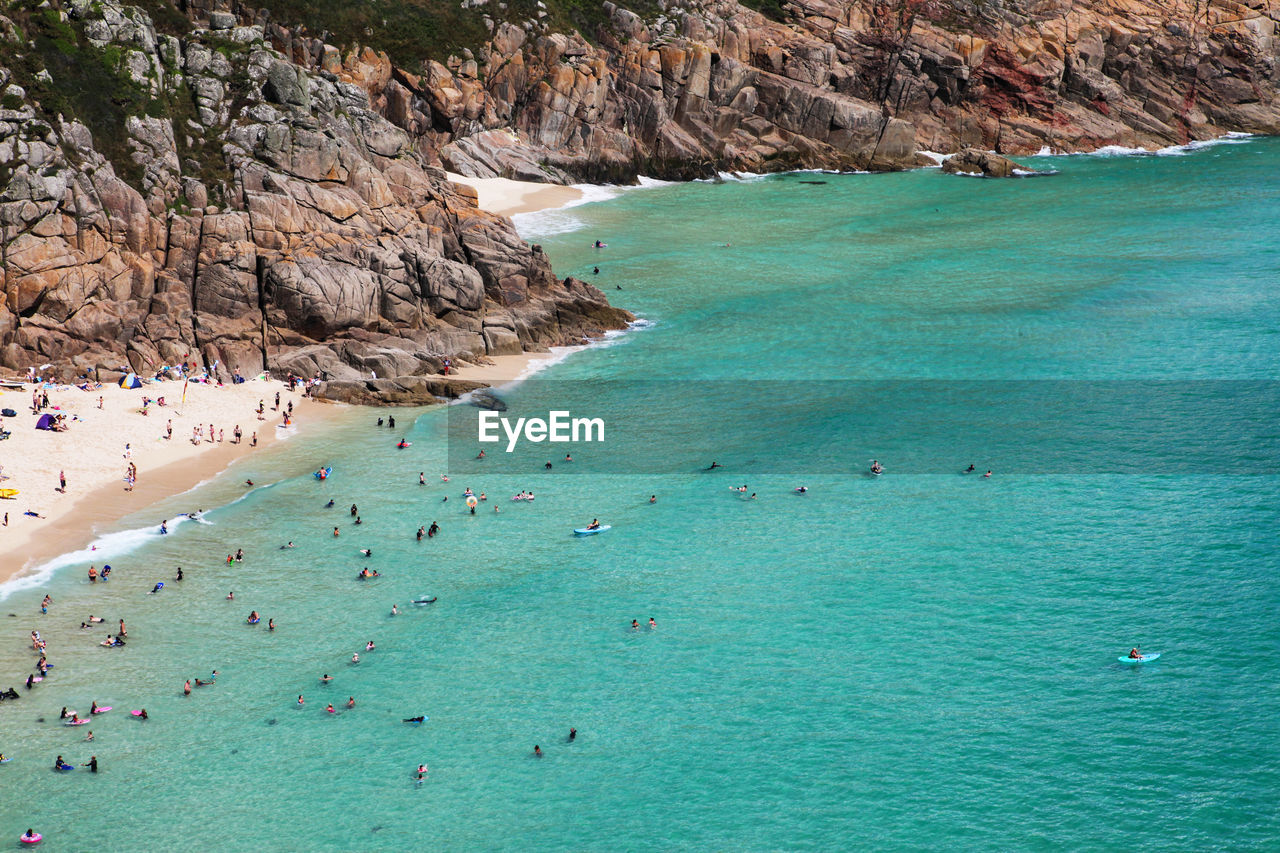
262 0 1280 181
0 0 631 386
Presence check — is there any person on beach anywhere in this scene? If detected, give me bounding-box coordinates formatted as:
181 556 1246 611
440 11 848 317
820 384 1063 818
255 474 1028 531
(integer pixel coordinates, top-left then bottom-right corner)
251 433 257 446
88 566 97 583
234 425 242 444
58 470 66 493
166 420 172 440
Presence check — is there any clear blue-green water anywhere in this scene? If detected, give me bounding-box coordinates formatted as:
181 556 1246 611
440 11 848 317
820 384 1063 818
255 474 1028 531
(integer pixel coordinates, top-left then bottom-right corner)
2 138 1279 850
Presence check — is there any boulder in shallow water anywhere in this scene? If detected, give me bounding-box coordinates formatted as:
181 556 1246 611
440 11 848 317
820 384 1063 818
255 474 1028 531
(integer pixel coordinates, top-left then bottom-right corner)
941 149 1030 177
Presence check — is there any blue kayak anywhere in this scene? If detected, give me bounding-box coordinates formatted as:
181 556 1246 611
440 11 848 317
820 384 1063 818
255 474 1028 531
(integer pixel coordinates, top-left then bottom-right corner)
574 525 611 536
1118 653 1161 663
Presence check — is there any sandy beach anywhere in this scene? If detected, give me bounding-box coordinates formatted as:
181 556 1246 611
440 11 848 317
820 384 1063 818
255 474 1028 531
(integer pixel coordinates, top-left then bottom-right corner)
0 379 334 583
0 182 581 590
447 172 583 216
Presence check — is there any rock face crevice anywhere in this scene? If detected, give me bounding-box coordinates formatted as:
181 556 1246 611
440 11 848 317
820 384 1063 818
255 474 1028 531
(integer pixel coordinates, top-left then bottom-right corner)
0 0 631 382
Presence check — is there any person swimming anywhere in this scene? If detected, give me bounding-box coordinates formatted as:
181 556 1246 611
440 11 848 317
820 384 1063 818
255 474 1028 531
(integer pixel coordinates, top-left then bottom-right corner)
360 548 372 557
325 499 335 508
965 464 975 473
403 716 425 723
707 461 721 469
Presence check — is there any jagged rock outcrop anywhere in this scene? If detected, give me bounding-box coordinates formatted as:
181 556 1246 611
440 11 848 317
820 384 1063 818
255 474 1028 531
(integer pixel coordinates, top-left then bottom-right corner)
941 148 1026 177
0 0 631 384
261 0 1280 181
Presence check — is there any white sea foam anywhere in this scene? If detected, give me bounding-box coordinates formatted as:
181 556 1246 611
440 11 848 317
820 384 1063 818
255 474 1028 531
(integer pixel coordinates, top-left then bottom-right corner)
1037 133 1256 159
513 179 666 238
0 512 203 601
917 151 948 167
451 317 656 402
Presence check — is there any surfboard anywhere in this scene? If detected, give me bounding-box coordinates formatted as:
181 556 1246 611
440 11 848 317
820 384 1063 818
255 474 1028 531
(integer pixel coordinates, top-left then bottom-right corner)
1119 653 1161 663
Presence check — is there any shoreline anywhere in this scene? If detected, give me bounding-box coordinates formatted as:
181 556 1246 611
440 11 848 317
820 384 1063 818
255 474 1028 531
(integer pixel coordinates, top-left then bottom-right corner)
0 380 337 588
446 171 584 216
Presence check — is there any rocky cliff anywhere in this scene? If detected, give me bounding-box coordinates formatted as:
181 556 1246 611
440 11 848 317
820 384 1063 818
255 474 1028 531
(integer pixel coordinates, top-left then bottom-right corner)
0 0 631 385
263 0 1280 181
3 0 1277 385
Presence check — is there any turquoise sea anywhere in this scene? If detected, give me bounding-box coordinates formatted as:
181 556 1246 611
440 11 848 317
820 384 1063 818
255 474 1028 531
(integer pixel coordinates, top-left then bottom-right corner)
2 138 1279 850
